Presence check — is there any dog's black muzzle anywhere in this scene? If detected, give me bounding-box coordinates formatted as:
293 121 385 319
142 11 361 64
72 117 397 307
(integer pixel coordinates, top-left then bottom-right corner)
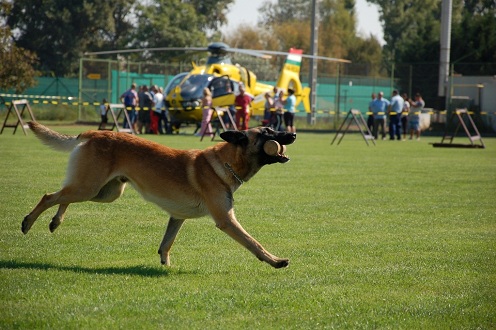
273 131 296 146
262 129 296 164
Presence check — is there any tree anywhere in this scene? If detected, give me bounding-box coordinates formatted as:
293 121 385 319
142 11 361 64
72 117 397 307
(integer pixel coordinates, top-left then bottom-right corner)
94 0 138 52
393 0 496 67
258 0 312 27
5 0 234 75
185 0 235 31
368 0 495 106
7 0 127 76
367 0 441 64
0 2 38 93
222 24 284 81
258 0 383 74
346 36 384 76
451 0 496 70
124 0 237 63
129 0 207 62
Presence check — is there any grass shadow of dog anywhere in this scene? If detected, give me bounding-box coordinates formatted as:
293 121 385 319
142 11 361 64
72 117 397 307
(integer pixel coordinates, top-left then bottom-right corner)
0 259 198 277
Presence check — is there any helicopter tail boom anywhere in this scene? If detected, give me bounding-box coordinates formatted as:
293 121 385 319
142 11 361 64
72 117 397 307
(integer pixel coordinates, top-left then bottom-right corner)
283 48 303 73
275 49 311 113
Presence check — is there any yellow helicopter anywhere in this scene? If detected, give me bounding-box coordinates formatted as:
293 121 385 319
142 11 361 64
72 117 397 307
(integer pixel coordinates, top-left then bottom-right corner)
163 42 313 125
162 42 351 127
86 42 350 127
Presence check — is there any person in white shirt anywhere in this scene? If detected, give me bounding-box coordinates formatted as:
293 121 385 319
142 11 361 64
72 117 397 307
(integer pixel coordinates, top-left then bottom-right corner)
151 85 164 134
99 98 108 130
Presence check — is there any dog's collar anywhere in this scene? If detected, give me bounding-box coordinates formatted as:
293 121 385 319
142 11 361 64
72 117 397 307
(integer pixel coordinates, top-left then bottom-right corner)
224 163 244 185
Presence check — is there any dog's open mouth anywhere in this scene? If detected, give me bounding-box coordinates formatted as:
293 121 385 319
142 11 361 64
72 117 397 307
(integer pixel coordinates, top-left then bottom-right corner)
261 129 296 164
264 140 291 163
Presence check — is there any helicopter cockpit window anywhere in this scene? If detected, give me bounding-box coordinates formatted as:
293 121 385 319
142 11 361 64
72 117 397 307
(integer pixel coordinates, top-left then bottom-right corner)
210 77 234 98
180 74 213 100
164 72 188 95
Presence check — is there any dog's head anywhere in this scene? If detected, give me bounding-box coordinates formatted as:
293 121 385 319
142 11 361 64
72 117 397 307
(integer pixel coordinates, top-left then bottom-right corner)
220 127 296 165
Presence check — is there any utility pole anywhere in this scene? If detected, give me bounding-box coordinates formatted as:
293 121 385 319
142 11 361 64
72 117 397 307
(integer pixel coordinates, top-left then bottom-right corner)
308 0 319 125
439 0 452 110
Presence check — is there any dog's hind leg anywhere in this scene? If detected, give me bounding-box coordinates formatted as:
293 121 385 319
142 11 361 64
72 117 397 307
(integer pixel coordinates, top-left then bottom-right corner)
22 183 104 234
23 145 117 234
22 191 61 234
49 203 69 232
158 217 185 266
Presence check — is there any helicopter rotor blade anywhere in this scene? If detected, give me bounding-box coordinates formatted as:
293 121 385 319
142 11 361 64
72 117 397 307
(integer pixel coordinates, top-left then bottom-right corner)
84 47 208 56
226 48 272 59
84 45 346 63
247 49 351 63
85 46 272 59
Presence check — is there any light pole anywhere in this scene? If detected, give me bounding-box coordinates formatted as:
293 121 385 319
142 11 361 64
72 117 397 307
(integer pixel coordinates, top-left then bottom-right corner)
308 0 319 125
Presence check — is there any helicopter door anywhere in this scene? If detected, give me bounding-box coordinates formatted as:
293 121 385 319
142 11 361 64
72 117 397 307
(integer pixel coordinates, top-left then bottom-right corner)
210 76 236 107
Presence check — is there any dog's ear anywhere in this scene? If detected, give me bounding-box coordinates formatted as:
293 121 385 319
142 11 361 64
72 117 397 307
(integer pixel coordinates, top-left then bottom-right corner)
220 130 248 145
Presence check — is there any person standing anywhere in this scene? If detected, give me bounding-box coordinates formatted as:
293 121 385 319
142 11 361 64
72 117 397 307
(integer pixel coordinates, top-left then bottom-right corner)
371 91 390 140
197 87 213 137
221 83 236 130
234 83 252 130
137 85 150 134
99 98 108 130
401 93 410 140
388 89 404 140
367 93 376 134
120 83 138 130
151 86 165 134
272 89 284 131
263 92 273 127
408 93 425 140
158 87 170 134
283 88 296 133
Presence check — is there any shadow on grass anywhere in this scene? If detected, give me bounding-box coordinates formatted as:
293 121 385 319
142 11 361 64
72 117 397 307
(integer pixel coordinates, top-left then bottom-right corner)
0 259 197 277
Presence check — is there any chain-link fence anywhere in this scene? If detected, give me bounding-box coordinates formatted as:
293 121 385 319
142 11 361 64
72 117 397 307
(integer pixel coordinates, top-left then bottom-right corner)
1 59 495 131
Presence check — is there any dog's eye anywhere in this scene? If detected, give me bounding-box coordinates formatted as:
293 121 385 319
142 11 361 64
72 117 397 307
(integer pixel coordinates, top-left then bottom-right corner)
264 127 275 135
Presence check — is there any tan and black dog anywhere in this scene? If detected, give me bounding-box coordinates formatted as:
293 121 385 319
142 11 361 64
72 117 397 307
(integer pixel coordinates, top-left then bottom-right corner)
22 122 296 268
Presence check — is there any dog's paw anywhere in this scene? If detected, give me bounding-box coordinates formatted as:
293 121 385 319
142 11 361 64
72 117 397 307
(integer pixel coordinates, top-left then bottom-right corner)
274 259 289 269
49 220 60 233
158 249 171 266
21 216 31 234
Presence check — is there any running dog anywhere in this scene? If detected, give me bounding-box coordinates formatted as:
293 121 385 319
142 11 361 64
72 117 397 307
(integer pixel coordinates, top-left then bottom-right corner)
22 122 296 268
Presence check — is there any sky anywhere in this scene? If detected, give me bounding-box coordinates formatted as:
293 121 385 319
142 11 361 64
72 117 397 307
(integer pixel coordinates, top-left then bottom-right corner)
222 0 385 45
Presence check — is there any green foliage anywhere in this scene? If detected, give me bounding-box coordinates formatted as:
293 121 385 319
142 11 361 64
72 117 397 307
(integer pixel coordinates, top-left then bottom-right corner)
258 0 312 27
95 0 136 52
451 0 496 65
365 0 496 106
368 0 496 67
368 0 441 63
256 0 383 74
0 126 495 328
7 0 122 75
0 2 38 93
346 36 384 76
130 0 208 62
4 0 234 75
185 0 235 31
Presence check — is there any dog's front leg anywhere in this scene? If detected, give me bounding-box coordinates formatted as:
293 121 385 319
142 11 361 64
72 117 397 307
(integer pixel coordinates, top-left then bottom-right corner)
212 209 289 269
158 217 185 266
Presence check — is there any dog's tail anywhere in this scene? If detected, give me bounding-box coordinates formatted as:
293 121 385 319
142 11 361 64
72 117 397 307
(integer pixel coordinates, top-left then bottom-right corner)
28 121 80 152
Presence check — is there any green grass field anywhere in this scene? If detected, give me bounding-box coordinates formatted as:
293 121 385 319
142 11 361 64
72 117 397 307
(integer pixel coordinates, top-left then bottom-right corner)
1 124 495 329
